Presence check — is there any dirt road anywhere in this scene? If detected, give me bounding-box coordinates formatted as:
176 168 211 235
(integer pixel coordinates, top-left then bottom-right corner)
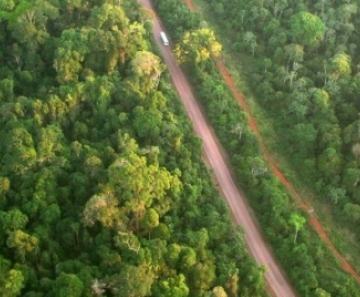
184 0 360 287
138 0 298 296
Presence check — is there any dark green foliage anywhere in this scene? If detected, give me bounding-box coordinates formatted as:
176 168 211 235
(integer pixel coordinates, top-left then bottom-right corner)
152 0 360 295
0 0 264 296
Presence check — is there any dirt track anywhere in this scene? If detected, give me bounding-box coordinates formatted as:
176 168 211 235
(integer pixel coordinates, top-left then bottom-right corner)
138 0 298 296
184 0 360 287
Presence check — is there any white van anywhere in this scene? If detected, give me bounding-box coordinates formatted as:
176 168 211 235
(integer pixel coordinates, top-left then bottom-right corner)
160 31 169 46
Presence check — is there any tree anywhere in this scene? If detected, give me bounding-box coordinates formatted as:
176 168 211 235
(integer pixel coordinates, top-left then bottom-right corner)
290 12 325 46
225 272 238 297
132 106 163 141
83 155 103 179
212 286 228 297
141 208 159 231
1 208 28 232
317 147 342 179
36 125 66 164
130 51 164 92
330 52 351 78
53 29 89 83
314 288 331 297
343 203 360 223
289 213 306 243
91 278 108 296
284 43 304 65
352 143 360 163
83 193 127 229
6 230 38 261
3 126 37 175
54 273 84 297
108 151 181 220
41 203 61 225
165 243 182 267
189 262 216 292
179 247 197 271
110 264 154 297
242 31 257 56
326 186 347 205
152 274 189 297
174 28 222 65
0 177 10 200
0 269 25 297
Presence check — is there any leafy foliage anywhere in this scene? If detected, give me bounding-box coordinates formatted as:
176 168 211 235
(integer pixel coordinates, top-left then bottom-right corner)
152 0 360 295
0 0 264 296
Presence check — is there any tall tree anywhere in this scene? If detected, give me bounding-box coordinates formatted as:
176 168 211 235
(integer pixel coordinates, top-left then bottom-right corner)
289 213 306 243
290 12 325 46
174 28 222 65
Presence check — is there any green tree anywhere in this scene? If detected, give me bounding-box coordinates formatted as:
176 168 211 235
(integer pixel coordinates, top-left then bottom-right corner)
314 288 331 297
3 126 37 175
1 208 28 232
53 29 89 83
130 51 164 92
290 12 325 46
174 28 222 65
132 106 163 141
54 273 84 297
212 286 228 297
6 230 38 261
179 247 197 271
326 186 347 205
289 213 306 243
141 208 159 230
343 203 360 223
0 269 25 297
111 264 154 297
330 52 351 78
152 274 189 297
83 193 127 228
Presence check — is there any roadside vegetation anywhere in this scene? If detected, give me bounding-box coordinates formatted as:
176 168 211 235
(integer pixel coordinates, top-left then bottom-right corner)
197 0 360 272
152 0 360 295
0 0 266 296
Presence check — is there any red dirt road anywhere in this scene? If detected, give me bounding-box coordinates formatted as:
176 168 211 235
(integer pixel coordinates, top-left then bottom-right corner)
183 0 360 286
139 0 298 296
216 58 360 284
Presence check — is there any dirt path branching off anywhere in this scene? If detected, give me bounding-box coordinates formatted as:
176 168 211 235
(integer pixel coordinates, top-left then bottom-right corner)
141 0 360 292
139 0 299 296
215 57 360 284
184 0 360 285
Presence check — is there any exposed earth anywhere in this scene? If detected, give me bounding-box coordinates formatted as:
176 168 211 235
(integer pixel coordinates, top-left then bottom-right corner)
139 0 299 295
184 0 360 287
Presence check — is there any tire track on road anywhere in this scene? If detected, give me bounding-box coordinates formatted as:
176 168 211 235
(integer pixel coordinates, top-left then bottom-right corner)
139 0 298 296
184 0 360 286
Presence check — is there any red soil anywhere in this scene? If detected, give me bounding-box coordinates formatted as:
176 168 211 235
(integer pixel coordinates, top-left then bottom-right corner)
184 0 360 286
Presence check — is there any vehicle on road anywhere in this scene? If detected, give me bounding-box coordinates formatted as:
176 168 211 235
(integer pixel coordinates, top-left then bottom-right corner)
160 31 169 46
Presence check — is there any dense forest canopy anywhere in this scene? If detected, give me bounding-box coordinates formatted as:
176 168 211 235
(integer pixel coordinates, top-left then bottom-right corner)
207 0 360 267
0 0 265 296
206 0 360 219
151 0 360 295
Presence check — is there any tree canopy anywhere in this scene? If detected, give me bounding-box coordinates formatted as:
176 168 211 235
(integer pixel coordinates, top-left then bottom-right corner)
0 0 264 296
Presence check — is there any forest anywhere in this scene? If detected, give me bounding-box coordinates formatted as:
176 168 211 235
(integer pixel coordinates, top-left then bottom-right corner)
0 0 267 296
204 0 360 278
204 0 360 242
151 0 360 296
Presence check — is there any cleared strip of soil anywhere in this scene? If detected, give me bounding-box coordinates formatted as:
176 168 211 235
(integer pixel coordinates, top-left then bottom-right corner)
184 0 360 285
215 57 360 284
139 0 299 296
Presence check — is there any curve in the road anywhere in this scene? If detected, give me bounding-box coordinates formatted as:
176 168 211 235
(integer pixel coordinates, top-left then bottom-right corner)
138 0 298 296
183 0 360 286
